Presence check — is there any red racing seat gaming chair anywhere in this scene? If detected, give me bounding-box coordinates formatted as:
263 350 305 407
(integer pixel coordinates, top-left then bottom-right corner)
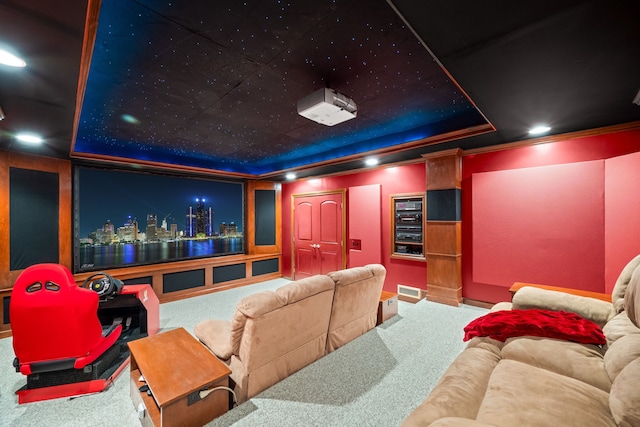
11 264 122 376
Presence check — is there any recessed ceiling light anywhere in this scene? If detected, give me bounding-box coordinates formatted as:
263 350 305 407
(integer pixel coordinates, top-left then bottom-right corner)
16 133 43 145
0 49 26 67
365 157 379 166
528 125 551 135
285 172 296 180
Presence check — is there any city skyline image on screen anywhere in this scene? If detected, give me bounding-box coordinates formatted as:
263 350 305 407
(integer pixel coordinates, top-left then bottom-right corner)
74 166 244 272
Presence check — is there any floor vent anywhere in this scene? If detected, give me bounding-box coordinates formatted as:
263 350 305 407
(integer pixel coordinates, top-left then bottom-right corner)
397 284 425 303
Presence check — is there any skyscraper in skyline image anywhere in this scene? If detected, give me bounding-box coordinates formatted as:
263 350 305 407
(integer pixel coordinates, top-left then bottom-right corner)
186 197 213 237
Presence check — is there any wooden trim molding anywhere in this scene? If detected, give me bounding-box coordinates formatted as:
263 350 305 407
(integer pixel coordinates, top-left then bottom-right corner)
71 0 102 151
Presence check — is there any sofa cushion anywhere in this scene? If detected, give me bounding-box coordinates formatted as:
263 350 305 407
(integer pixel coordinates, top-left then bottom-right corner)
400 340 502 427
231 275 334 359
325 264 386 353
611 254 640 314
275 274 335 305
236 290 285 318
238 277 335 370
602 311 640 347
624 265 640 327
489 301 511 312
512 286 614 327
194 319 233 360
475 360 616 427
609 357 640 427
604 334 640 382
501 336 610 392
465 336 505 353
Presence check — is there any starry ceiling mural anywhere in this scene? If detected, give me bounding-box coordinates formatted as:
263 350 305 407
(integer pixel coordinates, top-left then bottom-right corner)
4 1 638 179
72 0 489 176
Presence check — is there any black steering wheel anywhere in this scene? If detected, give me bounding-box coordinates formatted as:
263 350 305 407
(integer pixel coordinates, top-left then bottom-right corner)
82 272 124 298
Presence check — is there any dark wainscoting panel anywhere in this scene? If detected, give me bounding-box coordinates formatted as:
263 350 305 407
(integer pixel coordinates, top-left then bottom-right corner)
252 258 279 276
3 295 10 325
163 269 205 293
124 276 153 286
213 263 246 284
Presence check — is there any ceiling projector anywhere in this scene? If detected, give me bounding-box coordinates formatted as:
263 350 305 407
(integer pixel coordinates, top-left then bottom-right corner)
297 88 357 126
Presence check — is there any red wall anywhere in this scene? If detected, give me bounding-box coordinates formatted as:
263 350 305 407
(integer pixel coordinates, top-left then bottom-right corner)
604 150 640 293
281 163 427 293
462 127 640 302
281 126 640 303
470 160 605 294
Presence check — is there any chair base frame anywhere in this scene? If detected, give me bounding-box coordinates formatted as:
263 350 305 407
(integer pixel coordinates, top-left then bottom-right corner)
16 344 131 404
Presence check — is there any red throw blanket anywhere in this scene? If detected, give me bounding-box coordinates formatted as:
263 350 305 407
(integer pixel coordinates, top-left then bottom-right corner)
463 309 606 345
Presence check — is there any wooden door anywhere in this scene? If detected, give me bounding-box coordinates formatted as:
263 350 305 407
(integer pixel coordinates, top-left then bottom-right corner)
292 192 344 280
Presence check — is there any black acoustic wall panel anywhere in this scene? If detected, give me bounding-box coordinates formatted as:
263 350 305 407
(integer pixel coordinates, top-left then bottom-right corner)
255 189 276 245
213 263 246 284
10 168 59 270
3 296 10 325
426 189 461 221
163 269 205 293
123 276 153 286
252 258 279 276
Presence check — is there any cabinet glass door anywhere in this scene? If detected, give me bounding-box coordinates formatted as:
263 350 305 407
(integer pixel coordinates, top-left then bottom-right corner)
390 194 425 261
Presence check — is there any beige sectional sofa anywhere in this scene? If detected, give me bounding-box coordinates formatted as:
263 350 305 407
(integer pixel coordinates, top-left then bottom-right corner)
402 255 640 427
194 264 386 404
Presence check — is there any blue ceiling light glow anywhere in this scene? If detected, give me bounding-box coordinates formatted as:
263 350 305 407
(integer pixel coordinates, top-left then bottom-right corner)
72 0 488 175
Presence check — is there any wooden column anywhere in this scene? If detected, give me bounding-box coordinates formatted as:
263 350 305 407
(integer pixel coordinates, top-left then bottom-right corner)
423 149 462 306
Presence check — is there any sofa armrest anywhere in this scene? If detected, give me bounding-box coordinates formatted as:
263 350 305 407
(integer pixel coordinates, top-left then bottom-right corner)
510 282 611 302
193 319 233 360
511 286 615 327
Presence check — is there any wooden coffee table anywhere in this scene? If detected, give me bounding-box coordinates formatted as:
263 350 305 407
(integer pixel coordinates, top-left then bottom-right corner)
128 327 231 427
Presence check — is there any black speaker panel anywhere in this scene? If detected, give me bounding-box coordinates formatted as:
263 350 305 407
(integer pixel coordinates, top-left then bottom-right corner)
163 269 205 293
213 263 246 284
252 258 279 276
426 189 461 221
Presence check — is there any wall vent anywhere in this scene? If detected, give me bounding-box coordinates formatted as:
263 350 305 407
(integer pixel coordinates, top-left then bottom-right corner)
397 284 425 303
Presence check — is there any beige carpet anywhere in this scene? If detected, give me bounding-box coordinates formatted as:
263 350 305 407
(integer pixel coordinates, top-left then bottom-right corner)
1 278 487 426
